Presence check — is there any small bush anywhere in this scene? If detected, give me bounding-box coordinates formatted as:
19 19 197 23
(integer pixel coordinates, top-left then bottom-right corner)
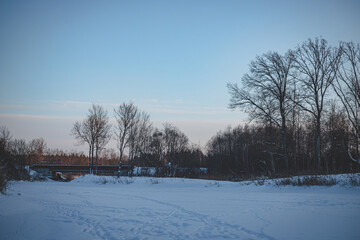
93 176 135 184
214 181 220 187
349 174 360 186
149 178 160 184
117 177 134 184
276 178 292 186
276 175 337 186
255 179 265 186
0 171 7 194
97 176 108 184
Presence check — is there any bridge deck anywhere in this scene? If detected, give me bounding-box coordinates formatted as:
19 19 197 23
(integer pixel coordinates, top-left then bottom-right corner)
30 164 128 173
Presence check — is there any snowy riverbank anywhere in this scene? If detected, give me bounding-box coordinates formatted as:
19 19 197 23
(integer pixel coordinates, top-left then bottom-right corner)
1 175 360 240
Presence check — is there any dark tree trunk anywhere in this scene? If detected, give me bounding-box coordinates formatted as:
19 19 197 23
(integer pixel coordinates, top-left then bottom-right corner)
91 145 94 174
95 147 98 175
281 125 288 171
118 150 123 177
316 118 321 172
88 146 92 174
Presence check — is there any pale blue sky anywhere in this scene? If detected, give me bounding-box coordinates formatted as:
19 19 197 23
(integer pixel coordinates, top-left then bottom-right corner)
0 0 359 151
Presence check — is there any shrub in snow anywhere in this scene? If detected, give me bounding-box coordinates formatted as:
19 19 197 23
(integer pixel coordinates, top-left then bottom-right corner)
275 175 337 186
213 181 220 187
149 178 160 184
205 181 221 187
0 170 6 194
349 174 360 186
255 179 266 186
97 177 108 184
118 177 134 184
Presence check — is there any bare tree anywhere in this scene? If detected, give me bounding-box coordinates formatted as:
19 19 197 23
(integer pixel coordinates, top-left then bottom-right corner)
92 105 112 174
10 139 27 157
292 38 342 171
72 118 95 172
0 126 11 152
128 111 153 164
137 112 153 155
150 128 165 167
228 51 293 171
163 123 189 166
333 42 360 162
27 138 47 164
72 103 111 174
114 102 139 171
128 120 139 166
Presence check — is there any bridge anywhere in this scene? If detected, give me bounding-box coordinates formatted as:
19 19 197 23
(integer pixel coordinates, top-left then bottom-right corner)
30 164 129 178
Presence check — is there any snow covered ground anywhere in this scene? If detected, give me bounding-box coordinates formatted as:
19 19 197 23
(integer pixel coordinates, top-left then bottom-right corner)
1 175 360 240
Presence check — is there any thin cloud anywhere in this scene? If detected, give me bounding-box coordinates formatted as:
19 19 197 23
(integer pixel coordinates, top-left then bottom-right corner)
0 100 243 119
0 113 81 121
0 104 32 110
143 106 233 116
61 100 92 105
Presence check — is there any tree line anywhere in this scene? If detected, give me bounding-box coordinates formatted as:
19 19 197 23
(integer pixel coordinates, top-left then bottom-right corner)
207 37 359 177
1 37 359 184
0 124 122 191
71 102 204 175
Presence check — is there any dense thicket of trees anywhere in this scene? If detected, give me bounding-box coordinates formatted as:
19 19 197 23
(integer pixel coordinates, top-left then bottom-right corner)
217 38 359 177
0 126 45 192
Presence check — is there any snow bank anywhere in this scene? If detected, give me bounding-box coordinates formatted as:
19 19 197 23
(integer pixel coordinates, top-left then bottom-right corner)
132 166 156 176
70 173 360 188
1 174 360 240
26 166 49 181
244 173 360 187
71 174 135 185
